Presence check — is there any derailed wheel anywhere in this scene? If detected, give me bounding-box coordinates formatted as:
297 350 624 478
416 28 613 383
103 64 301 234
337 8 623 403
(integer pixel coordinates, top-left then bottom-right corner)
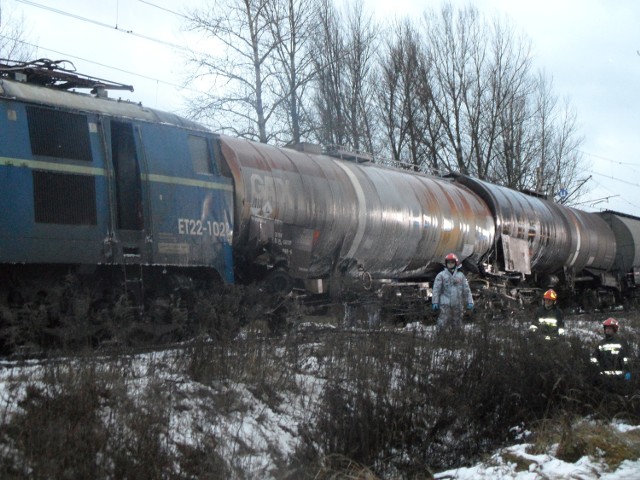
264 269 294 296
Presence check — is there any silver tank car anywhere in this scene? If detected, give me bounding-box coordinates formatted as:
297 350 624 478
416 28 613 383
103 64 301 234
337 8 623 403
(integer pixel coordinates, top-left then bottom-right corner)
218 136 495 290
558 207 617 273
599 211 640 276
454 175 616 276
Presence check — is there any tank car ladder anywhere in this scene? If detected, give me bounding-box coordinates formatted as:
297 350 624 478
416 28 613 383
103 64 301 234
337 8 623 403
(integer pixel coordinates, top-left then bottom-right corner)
122 252 144 313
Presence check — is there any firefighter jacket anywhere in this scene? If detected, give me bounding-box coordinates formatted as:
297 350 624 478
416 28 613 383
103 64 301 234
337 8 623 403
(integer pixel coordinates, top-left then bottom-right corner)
590 334 630 376
529 305 565 338
432 267 473 308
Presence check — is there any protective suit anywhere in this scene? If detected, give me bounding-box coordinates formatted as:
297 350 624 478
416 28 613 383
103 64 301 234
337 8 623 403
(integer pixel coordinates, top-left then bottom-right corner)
432 255 473 331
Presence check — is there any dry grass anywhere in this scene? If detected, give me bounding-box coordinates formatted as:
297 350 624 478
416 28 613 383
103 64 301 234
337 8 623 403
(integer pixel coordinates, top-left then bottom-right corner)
528 416 640 469
0 308 639 478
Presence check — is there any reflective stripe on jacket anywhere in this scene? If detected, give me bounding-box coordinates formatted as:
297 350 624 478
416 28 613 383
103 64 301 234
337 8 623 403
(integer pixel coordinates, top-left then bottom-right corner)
591 335 630 373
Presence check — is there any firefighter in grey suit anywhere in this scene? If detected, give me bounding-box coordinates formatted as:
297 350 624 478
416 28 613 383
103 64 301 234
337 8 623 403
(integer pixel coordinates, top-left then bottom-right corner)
431 253 474 332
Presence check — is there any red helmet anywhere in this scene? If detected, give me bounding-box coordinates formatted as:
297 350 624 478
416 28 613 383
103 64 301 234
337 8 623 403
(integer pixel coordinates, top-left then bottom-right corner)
603 318 619 333
543 289 557 301
445 253 459 264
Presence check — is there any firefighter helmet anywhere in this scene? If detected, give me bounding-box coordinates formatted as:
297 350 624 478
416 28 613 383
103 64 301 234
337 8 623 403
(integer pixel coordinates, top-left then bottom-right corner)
444 253 459 264
603 317 619 333
543 289 557 301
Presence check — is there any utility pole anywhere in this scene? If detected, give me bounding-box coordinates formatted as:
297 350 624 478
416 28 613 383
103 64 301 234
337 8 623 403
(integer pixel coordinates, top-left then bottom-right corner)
563 175 592 204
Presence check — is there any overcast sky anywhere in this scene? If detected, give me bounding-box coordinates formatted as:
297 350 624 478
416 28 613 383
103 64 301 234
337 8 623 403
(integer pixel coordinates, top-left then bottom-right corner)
4 0 640 216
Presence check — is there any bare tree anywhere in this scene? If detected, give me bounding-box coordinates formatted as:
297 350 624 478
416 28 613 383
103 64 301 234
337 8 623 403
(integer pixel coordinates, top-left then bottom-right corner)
265 0 319 144
182 0 320 144
418 4 484 175
310 0 348 146
530 73 584 202
488 22 538 189
377 20 435 170
183 0 280 143
179 0 586 200
310 0 377 152
388 2 586 200
490 71 584 200
342 0 377 153
493 89 536 189
0 2 34 60
472 17 533 181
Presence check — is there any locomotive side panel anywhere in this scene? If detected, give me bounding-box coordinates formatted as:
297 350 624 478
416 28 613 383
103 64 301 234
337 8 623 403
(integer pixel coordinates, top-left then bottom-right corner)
0 100 111 265
0 77 236 284
135 123 234 281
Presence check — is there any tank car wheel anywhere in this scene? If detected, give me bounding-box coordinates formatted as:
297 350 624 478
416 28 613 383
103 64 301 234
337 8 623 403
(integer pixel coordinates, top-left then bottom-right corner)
264 269 294 296
360 271 373 290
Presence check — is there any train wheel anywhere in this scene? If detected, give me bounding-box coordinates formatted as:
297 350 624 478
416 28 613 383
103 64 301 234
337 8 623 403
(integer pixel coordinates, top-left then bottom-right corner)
264 269 294 296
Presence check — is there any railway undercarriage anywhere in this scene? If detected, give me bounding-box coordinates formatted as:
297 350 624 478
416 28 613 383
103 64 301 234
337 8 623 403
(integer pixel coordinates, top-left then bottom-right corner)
0 264 262 354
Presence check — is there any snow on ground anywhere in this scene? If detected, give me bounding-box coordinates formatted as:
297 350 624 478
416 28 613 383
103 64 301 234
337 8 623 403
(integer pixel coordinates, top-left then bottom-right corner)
0 346 329 479
0 315 639 478
434 436 640 479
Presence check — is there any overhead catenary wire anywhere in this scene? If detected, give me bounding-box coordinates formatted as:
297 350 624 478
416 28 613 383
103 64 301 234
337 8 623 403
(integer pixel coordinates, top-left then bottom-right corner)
16 0 189 51
581 149 640 167
581 150 640 183
136 0 189 19
5 0 214 107
12 0 221 97
580 176 640 212
0 33 189 92
576 150 640 212
590 170 640 189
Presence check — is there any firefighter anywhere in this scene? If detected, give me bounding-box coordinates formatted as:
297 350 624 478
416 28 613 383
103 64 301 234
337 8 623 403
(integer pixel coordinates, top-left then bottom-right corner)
590 317 631 381
529 289 565 340
431 253 473 332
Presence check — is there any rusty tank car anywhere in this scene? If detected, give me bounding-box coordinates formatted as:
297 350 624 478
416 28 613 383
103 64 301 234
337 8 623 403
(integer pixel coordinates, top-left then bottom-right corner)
220 137 495 297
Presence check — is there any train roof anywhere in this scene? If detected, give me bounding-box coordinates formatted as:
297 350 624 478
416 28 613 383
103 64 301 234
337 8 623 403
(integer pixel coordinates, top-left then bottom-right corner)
600 209 640 221
0 58 209 132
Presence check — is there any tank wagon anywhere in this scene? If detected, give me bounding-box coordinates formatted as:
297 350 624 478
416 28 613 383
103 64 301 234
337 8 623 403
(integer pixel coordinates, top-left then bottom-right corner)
2 58 640 348
598 211 640 303
220 137 494 296
454 175 622 307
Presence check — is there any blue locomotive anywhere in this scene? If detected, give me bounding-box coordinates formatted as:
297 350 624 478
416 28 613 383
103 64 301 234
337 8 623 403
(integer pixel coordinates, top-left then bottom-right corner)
1 59 640 348
0 60 234 277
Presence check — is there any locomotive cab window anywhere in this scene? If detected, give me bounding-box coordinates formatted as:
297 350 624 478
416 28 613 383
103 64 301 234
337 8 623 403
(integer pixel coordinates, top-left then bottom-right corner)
188 135 215 175
26 106 93 161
